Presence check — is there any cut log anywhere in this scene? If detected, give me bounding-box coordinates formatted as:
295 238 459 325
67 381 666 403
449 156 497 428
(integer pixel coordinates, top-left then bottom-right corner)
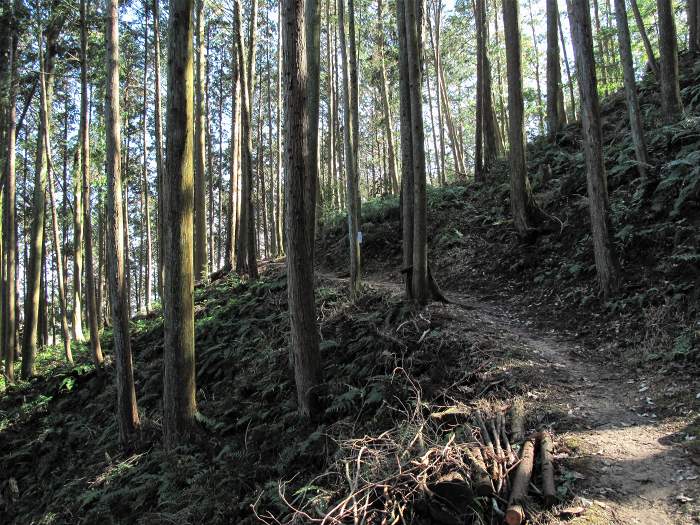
505 437 535 525
464 445 494 497
475 413 498 479
499 412 516 465
539 432 556 507
509 400 525 446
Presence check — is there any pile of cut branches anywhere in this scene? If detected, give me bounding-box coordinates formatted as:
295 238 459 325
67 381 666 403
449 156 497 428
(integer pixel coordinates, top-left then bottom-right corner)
267 396 558 525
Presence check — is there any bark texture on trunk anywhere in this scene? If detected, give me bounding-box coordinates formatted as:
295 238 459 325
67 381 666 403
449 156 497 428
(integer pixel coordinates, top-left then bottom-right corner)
656 0 683 121
80 0 103 365
567 0 619 297
338 0 361 297
629 0 659 78
546 0 565 138
163 0 198 448
282 0 323 418
105 0 141 446
404 0 428 303
503 0 538 237
614 0 650 177
377 0 399 194
194 0 208 281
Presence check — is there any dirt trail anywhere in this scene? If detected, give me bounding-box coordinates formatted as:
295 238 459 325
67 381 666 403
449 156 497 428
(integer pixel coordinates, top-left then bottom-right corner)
326 272 699 524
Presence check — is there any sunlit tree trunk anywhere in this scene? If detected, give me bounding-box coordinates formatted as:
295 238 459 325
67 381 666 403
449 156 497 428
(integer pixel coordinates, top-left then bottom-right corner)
105 0 141 446
80 0 103 365
194 0 208 281
558 9 577 120
163 0 198 447
546 0 565 138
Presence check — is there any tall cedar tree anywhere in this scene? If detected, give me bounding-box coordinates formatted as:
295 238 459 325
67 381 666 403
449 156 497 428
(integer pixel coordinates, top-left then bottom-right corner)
282 0 323 418
656 0 683 121
194 0 208 281
338 0 361 296
105 0 141 446
3 5 17 384
613 0 650 177
502 0 539 237
80 0 103 365
163 0 199 447
567 0 619 297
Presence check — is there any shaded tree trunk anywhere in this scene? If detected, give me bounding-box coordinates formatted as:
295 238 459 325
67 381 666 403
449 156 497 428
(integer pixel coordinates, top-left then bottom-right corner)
404 0 428 303
194 0 208 281
614 0 650 177
3 11 17 384
558 9 577 120
153 0 165 300
657 0 683 121
338 0 361 297
105 0 141 446
142 1 153 311
377 0 399 194
503 0 538 237
546 0 565 138
397 0 414 298
567 0 619 297
282 0 323 418
234 0 258 278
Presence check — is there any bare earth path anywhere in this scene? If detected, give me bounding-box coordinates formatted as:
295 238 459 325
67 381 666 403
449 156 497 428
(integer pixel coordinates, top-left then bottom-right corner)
322 271 699 524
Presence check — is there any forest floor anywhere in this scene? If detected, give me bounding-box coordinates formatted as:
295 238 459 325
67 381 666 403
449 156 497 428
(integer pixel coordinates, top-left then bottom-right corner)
324 271 700 524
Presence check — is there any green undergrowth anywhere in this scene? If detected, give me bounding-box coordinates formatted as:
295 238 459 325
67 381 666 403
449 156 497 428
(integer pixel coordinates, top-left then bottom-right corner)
319 53 700 362
1 267 502 524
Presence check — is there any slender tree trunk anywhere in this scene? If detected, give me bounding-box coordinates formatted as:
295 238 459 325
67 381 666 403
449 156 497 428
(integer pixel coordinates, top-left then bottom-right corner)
614 0 650 177
503 0 538 237
475 0 485 181
153 0 165 299
142 1 153 311
163 0 198 448
558 9 577 120
377 0 399 194
194 0 208 281
277 5 285 251
3 13 17 384
234 0 258 278
397 0 414 298
42 108 72 364
307 0 322 241
265 21 278 257
527 0 545 134
81 0 103 365
326 0 338 210
546 0 565 138
657 0 683 121
591 0 609 92
629 0 659 78
72 126 85 342
22 22 60 379
567 0 619 297
105 0 141 446
226 27 241 269
338 0 361 296
282 0 322 419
